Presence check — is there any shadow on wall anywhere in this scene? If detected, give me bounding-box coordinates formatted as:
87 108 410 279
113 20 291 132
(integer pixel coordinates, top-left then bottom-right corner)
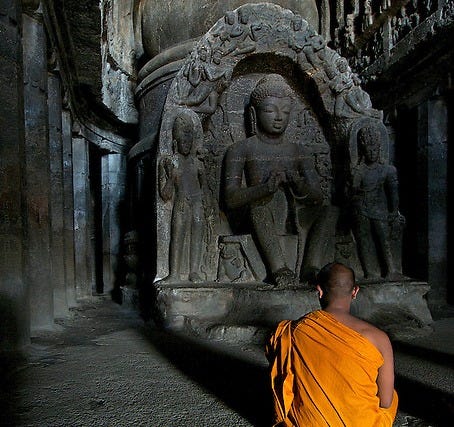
0 294 22 426
140 325 272 426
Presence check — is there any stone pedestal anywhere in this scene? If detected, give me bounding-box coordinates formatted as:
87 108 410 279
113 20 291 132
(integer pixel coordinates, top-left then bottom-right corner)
153 281 432 342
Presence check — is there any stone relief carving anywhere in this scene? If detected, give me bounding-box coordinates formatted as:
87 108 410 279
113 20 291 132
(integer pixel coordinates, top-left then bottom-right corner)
216 241 252 283
155 3 407 286
157 111 206 283
348 120 406 281
224 74 324 288
362 0 374 31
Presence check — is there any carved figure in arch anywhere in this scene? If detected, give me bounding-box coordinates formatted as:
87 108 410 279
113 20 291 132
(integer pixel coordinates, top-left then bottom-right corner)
288 14 311 53
362 0 374 31
158 112 206 283
330 57 381 119
298 32 327 71
213 8 259 57
390 16 400 47
398 6 412 38
179 44 229 114
350 124 405 281
409 0 421 28
223 74 323 288
343 14 355 51
212 11 238 50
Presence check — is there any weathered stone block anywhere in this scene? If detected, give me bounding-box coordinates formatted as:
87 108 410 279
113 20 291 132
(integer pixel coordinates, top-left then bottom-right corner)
154 281 432 342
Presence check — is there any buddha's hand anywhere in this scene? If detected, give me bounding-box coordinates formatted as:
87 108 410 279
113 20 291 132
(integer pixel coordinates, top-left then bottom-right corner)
266 170 287 193
286 170 308 196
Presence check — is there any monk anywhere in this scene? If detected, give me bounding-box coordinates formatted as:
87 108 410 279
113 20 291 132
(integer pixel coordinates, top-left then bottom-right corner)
266 262 398 426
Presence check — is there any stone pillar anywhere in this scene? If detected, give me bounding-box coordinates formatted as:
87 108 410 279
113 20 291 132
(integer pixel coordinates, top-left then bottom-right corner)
102 153 127 293
23 9 54 331
61 108 77 307
48 69 68 318
418 96 448 311
0 0 29 348
72 132 93 300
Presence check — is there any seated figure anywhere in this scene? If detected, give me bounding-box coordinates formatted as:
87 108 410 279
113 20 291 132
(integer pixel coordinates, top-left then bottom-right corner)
223 74 323 288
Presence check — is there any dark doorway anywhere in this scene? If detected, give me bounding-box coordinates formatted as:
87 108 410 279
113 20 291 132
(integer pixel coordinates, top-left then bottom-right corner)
394 106 428 281
89 144 104 294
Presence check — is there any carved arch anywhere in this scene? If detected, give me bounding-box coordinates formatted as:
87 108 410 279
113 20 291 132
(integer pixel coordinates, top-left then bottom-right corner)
155 3 383 282
160 3 381 154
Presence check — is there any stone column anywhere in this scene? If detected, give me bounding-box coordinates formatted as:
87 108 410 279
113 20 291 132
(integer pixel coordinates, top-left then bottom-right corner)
418 95 448 311
23 9 54 331
72 131 93 300
102 153 127 293
48 69 68 318
0 0 29 347
62 108 77 307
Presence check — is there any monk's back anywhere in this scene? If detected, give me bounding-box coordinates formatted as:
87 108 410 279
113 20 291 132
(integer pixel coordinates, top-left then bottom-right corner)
267 310 398 426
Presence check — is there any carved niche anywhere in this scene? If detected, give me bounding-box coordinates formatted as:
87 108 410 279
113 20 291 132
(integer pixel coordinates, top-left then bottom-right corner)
154 3 397 286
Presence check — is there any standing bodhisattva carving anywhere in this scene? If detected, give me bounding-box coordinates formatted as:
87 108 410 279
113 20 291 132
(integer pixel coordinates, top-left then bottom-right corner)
158 112 206 283
350 124 405 281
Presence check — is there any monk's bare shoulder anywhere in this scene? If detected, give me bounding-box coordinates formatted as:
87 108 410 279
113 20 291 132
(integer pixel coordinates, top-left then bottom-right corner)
352 316 392 356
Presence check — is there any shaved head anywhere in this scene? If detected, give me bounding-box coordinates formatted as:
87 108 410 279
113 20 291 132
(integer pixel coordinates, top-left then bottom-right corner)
316 262 356 300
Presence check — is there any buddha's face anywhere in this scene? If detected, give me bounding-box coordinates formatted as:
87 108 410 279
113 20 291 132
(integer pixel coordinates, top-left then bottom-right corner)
361 140 379 163
174 118 193 156
255 96 292 136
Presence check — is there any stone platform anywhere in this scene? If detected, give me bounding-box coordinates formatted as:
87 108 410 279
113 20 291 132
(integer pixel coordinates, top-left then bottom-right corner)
153 281 433 341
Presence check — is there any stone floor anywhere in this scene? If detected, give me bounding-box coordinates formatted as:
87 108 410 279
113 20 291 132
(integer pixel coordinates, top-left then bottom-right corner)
1 298 452 426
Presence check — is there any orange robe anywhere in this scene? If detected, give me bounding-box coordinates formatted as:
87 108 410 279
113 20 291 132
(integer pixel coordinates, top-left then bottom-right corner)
266 310 398 427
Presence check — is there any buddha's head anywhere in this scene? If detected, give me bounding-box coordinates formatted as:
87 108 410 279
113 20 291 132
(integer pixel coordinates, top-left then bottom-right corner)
250 74 294 136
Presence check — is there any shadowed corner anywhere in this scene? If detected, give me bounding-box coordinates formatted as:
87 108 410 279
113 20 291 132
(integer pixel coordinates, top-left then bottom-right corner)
139 323 274 427
0 293 23 427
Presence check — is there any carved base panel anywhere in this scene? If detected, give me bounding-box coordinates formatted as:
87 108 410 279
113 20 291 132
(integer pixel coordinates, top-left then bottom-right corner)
153 281 433 342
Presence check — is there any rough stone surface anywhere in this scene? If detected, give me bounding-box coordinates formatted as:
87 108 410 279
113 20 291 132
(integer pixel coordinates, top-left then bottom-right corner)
48 72 68 319
154 282 432 340
0 1 29 348
23 11 54 331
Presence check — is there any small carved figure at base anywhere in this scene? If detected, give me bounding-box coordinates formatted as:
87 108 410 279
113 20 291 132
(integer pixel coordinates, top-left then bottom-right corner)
217 242 251 283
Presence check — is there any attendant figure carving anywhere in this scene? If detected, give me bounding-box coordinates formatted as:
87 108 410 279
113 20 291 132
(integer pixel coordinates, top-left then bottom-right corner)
288 15 310 54
299 32 327 71
224 74 323 288
330 58 381 119
217 242 251 283
179 45 228 114
350 125 405 281
158 113 206 283
213 8 258 57
362 0 374 31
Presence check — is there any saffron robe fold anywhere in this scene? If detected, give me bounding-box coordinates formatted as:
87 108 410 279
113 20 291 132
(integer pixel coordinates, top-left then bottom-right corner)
266 310 398 427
